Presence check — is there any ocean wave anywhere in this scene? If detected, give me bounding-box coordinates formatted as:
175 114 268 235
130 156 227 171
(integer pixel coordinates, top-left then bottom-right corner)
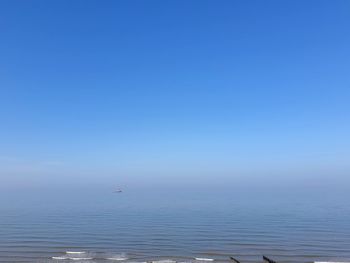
106 257 129 261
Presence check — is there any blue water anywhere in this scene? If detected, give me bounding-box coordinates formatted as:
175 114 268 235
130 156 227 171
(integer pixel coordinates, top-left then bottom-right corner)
0 187 350 263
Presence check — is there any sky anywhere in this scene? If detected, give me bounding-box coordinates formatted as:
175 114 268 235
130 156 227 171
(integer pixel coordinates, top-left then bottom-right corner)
0 0 350 190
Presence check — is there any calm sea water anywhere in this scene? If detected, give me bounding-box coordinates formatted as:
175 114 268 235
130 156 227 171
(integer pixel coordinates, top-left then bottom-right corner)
0 187 350 263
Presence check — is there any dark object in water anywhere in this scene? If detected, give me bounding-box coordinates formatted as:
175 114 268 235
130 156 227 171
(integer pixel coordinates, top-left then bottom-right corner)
263 256 277 263
229 257 241 263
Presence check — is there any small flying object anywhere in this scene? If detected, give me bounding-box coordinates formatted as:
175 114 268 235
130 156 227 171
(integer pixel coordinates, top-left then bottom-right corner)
114 188 122 193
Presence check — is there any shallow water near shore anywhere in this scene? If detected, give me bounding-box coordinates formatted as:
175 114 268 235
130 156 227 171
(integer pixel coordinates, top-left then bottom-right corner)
0 187 350 263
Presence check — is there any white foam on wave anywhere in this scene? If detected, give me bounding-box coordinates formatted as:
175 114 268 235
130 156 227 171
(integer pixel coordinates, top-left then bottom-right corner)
151 260 177 263
66 251 86 254
105 252 128 261
52 256 93 260
195 258 214 261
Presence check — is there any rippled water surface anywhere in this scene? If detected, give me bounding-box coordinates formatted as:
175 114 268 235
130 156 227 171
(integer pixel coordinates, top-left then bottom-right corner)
1 188 350 263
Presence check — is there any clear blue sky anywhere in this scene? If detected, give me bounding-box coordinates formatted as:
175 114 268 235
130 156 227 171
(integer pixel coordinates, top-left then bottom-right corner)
0 0 349 190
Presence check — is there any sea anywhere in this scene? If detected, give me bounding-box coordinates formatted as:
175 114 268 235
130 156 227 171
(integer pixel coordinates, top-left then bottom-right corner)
0 186 349 263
